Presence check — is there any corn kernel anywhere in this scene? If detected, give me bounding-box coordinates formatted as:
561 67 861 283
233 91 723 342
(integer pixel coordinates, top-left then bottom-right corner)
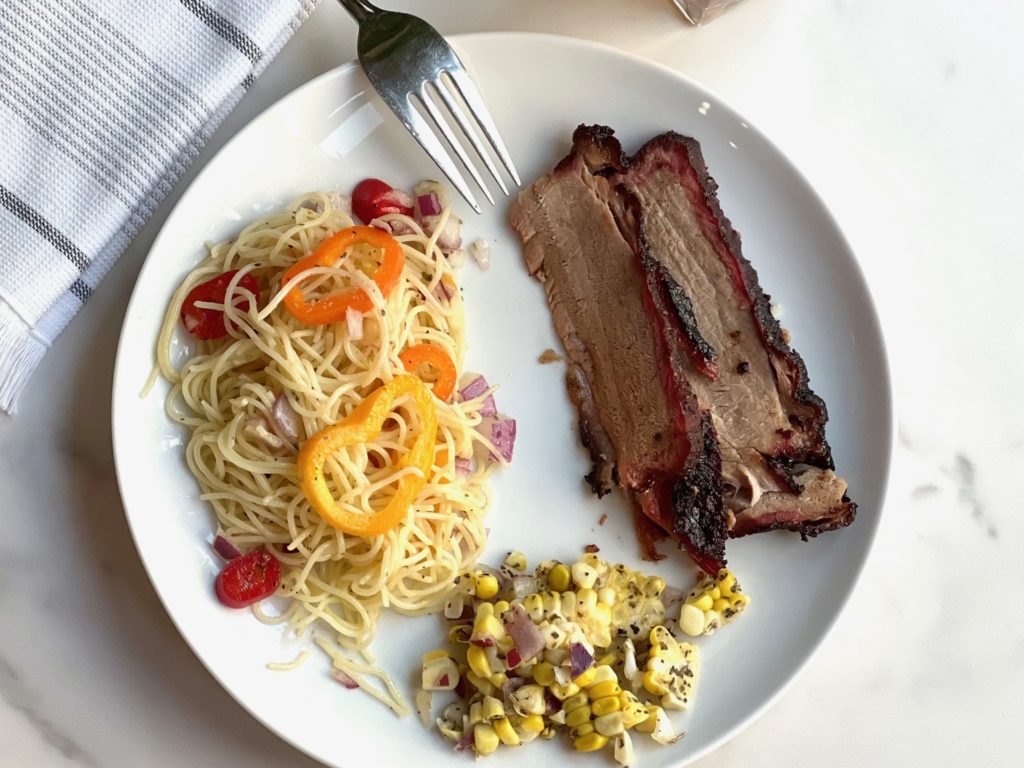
548 563 570 592
692 594 713 612
532 661 556 687
477 602 495 619
573 732 609 752
560 591 577 620
467 670 496 696
597 586 616 606
489 672 508 689
595 652 618 668
541 591 561 615
511 685 546 715
473 614 504 641
710 586 721 600
589 665 618 686
634 705 661 734
504 550 528 572
643 576 666 597
717 570 736 594
492 716 520 746
549 682 580 700
564 692 590 712
540 726 557 740
571 561 598 590
467 645 492 678
573 667 597 688
565 705 592 728
519 714 545 734
571 723 594 739
493 600 511 615
591 603 613 626
481 696 505 722
581 552 602 571
474 723 500 756
522 593 545 621
679 604 705 637
620 699 648 729
592 695 622 717
594 712 625 737
475 574 499 600
713 597 730 614
576 588 598 617
588 680 621 700
642 671 665 697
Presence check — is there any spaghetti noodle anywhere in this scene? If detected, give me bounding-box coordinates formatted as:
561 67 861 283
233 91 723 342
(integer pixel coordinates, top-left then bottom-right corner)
154 189 504 714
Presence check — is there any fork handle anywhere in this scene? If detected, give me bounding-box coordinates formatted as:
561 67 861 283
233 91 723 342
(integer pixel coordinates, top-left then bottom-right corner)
336 0 378 23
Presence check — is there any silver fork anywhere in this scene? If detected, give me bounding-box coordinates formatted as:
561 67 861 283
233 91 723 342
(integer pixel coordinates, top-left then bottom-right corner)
336 0 520 213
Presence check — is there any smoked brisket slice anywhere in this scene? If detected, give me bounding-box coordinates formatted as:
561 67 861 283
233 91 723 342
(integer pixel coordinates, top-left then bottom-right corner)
509 126 726 571
510 124 855 571
615 131 855 537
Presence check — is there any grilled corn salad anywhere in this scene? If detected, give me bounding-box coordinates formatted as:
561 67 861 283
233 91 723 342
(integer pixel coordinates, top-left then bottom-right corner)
419 552 750 763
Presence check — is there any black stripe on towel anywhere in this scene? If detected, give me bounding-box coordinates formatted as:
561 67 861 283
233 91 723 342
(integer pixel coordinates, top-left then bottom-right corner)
69 278 92 303
0 186 93 294
179 0 263 65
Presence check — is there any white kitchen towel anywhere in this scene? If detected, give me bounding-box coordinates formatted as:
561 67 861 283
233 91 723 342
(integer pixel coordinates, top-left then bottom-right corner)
0 0 317 413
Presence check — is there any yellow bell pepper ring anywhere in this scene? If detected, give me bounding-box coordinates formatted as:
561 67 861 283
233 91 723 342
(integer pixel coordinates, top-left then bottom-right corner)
297 375 438 535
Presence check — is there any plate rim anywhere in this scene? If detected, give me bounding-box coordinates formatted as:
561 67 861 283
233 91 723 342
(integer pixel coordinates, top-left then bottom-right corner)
110 30 894 768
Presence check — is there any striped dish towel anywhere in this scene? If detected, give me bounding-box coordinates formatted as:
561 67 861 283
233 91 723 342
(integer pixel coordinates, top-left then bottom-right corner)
0 0 317 413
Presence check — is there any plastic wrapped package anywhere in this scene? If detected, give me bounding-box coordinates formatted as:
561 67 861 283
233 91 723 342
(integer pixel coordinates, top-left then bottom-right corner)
672 0 747 25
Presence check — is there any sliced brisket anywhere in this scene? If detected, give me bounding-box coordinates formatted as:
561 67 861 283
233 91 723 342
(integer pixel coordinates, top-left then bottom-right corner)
615 132 854 537
510 124 855 571
509 127 726 570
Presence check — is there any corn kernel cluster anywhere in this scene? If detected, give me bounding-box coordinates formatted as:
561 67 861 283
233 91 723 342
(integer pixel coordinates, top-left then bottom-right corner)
678 569 750 637
422 551 749 764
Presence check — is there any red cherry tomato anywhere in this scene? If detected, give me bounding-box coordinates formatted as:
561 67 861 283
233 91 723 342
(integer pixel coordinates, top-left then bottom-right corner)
180 270 260 340
352 178 413 224
215 549 281 608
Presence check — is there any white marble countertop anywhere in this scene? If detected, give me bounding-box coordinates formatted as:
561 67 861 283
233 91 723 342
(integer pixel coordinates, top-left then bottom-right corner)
2 0 1020 765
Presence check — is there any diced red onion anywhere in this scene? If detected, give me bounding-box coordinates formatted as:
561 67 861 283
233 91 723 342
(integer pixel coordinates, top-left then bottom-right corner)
454 731 475 752
470 239 490 271
454 675 473 701
455 457 471 476
331 669 359 689
479 395 497 418
569 642 595 679
503 605 544 663
544 689 563 715
511 575 538 600
438 673 450 687
345 307 364 341
435 218 462 253
489 419 517 463
434 280 454 303
381 188 415 211
459 375 488 401
417 192 442 216
448 248 466 268
505 647 522 669
213 534 241 560
661 586 686 606
270 392 301 442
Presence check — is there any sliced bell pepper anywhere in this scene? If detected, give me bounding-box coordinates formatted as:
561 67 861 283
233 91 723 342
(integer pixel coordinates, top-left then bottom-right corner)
282 226 404 325
297 375 437 536
399 343 457 401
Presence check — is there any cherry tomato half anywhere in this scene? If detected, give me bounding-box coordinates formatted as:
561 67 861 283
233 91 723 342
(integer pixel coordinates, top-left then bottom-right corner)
215 549 281 608
352 178 413 224
180 270 260 340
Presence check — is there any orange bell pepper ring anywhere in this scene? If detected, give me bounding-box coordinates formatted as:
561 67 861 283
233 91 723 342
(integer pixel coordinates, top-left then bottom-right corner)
282 226 404 325
399 343 457 401
297 375 437 536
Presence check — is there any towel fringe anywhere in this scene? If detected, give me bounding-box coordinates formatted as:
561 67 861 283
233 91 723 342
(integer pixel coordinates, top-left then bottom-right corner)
0 302 48 414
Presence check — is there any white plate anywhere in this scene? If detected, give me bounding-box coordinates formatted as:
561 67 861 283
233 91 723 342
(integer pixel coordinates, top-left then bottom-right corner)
112 32 891 768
